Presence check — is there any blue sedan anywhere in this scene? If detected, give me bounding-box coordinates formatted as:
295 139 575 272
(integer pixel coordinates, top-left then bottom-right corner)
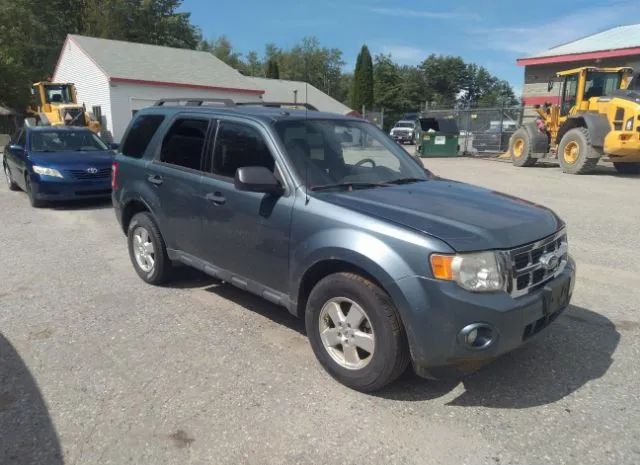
2 126 115 207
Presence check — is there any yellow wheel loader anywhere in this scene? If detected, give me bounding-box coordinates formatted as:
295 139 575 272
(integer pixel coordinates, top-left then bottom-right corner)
27 82 101 133
509 67 640 174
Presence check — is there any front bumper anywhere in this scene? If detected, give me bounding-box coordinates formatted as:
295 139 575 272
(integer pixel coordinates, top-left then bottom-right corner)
396 256 576 378
391 133 414 142
31 175 111 201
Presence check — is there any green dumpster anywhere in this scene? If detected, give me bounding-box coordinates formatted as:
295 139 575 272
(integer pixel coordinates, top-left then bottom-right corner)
415 117 460 158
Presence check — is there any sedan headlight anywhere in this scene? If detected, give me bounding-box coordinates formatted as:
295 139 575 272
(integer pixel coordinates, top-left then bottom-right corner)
33 166 63 178
430 251 505 292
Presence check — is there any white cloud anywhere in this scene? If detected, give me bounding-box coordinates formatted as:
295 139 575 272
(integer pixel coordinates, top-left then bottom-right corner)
471 1 640 56
370 7 478 20
380 45 428 63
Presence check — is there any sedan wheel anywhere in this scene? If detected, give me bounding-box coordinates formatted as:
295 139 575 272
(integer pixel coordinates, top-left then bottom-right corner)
319 297 375 370
3 163 19 191
132 226 156 272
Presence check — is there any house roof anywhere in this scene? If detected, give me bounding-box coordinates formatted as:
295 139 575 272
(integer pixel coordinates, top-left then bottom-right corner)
62 35 263 94
518 24 640 66
248 77 354 115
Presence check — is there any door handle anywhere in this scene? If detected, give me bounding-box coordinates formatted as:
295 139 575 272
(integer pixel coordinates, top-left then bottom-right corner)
147 174 163 186
205 192 226 205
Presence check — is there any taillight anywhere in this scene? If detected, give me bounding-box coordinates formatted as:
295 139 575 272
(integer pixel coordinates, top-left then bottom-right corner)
111 161 119 189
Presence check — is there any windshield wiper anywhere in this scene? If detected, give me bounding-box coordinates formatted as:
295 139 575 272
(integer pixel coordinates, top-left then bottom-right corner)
386 177 426 185
311 182 390 192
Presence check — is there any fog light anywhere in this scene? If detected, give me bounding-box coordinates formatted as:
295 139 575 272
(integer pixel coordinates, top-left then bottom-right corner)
458 323 496 350
466 328 478 345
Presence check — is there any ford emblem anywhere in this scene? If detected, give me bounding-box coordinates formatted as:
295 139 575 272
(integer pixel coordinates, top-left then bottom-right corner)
539 251 560 271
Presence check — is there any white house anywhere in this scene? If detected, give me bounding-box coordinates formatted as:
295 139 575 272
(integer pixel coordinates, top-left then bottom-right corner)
53 35 356 142
248 77 356 116
53 35 265 141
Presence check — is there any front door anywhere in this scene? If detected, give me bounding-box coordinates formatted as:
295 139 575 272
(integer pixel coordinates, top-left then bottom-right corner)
199 119 293 294
146 115 212 257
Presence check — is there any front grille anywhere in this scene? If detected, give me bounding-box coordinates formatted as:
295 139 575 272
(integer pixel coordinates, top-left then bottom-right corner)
394 130 411 137
68 168 111 180
507 229 568 297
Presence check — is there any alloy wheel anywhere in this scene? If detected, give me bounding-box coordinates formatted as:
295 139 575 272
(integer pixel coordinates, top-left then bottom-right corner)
132 226 156 272
318 297 375 370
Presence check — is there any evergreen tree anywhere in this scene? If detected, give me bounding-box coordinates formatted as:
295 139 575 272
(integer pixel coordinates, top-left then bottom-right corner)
351 45 374 112
266 58 280 79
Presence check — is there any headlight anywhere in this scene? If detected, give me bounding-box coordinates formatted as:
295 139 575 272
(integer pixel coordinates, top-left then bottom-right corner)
430 251 505 292
33 166 63 178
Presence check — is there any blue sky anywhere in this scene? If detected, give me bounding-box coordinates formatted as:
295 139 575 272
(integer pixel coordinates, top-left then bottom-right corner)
180 0 640 96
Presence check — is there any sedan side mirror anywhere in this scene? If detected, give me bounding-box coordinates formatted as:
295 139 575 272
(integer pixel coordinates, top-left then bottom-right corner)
9 144 25 152
234 166 283 195
108 142 119 150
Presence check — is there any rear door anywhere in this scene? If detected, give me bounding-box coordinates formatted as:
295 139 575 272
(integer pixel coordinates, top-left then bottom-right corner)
198 118 294 294
146 115 213 257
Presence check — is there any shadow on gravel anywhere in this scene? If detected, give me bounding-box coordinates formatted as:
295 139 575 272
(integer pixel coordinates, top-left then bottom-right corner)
0 333 63 464
376 305 620 408
47 197 112 211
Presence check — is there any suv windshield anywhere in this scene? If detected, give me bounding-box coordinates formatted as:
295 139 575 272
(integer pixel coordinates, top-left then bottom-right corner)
275 119 427 189
31 130 108 152
395 122 414 128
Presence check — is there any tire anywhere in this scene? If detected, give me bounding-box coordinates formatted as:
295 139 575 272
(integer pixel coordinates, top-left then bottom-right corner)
127 212 172 285
509 128 537 167
3 161 19 191
25 175 44 208
305 272 409 392
613 162 640 174
557 128 600 174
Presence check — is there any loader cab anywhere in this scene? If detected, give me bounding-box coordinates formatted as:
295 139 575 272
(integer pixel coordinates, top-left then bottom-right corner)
554 67 632 116
31 83 76 111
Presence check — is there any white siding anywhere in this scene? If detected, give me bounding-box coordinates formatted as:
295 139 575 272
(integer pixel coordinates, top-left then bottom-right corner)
52 39 113 138
108 83 258 141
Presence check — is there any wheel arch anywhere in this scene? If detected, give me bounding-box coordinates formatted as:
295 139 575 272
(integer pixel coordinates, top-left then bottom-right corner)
557 114 610 149
295 259 394 319
120 198 154 234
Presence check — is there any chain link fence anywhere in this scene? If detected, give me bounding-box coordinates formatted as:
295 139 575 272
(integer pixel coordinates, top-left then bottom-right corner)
420 105 523 155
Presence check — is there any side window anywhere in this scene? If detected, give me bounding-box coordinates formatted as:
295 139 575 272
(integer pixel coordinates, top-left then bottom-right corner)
160 118 209 171
212 122 275 178
121 114 165 158
561 75 578 116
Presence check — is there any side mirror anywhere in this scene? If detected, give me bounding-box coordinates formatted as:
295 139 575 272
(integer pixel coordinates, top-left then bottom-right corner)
108 142 119 150
547 79 555 92
9 144 25 152
234 166 283 195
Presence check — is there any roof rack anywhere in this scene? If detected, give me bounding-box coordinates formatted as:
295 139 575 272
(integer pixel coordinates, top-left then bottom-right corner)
236 101 318 111
154 98 235 107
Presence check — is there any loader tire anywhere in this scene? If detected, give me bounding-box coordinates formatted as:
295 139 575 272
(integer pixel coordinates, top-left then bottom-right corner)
557 128 600 174
509 128 537 167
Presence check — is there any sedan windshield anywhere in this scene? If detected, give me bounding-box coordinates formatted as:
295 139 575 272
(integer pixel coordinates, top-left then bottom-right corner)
275 119 427 190
31 131 108 152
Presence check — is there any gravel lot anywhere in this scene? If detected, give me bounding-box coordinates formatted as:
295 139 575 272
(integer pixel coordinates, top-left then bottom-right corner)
1 154 639 465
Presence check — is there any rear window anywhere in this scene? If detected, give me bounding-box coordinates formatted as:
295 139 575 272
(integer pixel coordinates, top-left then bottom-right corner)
121 114 165 158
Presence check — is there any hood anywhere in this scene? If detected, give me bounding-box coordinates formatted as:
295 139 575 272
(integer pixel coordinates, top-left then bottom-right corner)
317 179 562 251
28 150 114 167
